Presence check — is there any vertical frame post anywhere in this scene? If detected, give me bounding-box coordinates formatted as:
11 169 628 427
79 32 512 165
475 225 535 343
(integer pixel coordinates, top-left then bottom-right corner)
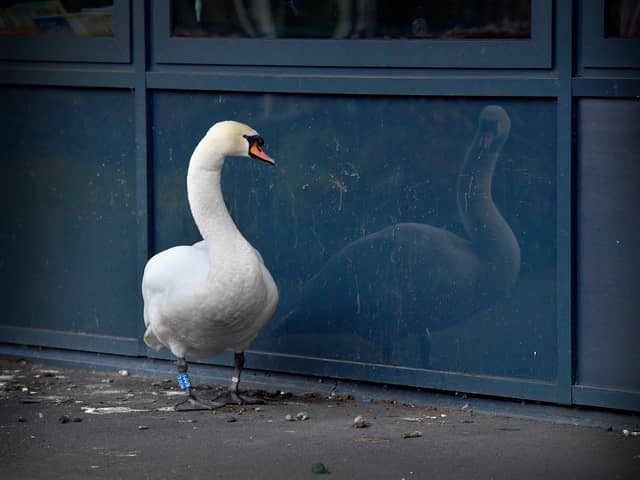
555 0 574 404
133 0 151 354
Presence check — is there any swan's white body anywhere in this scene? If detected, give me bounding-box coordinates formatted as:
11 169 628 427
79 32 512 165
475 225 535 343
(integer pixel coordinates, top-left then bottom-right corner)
141 121 279 360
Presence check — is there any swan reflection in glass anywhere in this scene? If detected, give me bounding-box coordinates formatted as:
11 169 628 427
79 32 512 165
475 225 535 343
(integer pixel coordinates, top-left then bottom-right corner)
273 106 520 367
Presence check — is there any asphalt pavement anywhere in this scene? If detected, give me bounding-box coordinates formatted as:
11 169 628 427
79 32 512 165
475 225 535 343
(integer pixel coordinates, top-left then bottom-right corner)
0 356 639 480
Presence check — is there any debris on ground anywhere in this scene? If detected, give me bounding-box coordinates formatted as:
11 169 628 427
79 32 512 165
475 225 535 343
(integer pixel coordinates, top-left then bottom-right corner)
311 463 330 474
58 415 81 424
118 370 129 377
352 415 370 428
285 412 310 421
403 430 424 439
622 429 640 437
137 425 149 430
82 406 149 415
402 415 439 422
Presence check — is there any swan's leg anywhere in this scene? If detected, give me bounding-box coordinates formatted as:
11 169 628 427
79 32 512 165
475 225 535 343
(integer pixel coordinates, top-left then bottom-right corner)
211 352 264 406
174 357 218 411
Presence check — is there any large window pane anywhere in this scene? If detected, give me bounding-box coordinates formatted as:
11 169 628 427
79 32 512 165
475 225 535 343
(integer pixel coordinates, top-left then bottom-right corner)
576 99 640 392
0 87 137 337
172 0 531 39
153 92 557 382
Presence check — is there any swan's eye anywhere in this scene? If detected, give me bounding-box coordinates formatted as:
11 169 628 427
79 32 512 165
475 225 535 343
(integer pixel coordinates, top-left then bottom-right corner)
243 134 265 151
243 134 264 144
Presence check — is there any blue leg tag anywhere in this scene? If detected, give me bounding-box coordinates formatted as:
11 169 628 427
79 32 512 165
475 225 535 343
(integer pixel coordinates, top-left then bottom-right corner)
177 373 192 390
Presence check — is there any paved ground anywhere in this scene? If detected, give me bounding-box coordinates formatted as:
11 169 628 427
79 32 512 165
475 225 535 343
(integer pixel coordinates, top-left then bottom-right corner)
0 356 639 480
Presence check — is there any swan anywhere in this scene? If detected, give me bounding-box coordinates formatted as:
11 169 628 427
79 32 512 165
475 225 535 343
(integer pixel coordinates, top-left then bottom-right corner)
142 121 279 410
273 106 520 366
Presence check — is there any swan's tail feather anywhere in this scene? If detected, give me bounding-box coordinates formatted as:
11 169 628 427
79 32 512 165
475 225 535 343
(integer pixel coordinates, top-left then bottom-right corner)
144 327 165 351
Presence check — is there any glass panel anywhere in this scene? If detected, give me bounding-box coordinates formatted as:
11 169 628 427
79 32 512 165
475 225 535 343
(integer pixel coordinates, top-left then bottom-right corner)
172 0 531 39
0 87 137 337
605 0 640 37
153 92 557 382
577 99 640 392
0 0 114 37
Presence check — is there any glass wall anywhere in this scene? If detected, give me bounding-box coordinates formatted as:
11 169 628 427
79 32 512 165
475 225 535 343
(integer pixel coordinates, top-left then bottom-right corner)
152 91 557 382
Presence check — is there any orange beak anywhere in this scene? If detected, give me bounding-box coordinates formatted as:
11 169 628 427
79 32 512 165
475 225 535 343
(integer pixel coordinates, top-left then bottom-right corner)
250 142 275 165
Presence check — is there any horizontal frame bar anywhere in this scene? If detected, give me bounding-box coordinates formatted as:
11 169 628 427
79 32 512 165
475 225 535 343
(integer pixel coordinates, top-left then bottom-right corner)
0 67 135 88
573 385 640 412
573 78 640 97
0 326 140 357
249 351 565 404
0 65 562 95
147 71 560 96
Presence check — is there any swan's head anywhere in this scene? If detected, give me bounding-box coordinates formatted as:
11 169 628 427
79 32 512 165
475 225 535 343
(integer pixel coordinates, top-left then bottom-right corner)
477 106 511 150
197 120 275 169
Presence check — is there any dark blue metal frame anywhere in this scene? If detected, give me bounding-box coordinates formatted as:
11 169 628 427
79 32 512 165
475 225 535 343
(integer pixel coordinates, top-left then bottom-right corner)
1 0 639 412
555 0 574 406
0 0 131 63
145 68 560 96
151 0 552 69
0 326 139 356
133 0 152 356
570 1 640 412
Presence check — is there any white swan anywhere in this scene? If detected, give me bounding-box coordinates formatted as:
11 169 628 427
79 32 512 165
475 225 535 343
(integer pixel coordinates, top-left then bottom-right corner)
142 121 279 410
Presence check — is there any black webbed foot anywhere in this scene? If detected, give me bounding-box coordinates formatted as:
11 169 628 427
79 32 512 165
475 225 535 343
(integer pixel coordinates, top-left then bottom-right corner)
211 389 264 407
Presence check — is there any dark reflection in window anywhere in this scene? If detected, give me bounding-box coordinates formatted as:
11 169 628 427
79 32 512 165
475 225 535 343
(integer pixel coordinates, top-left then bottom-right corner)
172 0 530 39
0 0 114 37
605 0 640 38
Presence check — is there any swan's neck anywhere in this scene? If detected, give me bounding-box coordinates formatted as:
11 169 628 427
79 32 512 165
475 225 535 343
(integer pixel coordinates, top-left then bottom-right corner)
187 147 248 261
456 134 520 287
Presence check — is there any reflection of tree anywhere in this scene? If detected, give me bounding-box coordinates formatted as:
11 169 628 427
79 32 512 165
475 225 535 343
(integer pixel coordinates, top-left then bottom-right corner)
605 0 640 38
